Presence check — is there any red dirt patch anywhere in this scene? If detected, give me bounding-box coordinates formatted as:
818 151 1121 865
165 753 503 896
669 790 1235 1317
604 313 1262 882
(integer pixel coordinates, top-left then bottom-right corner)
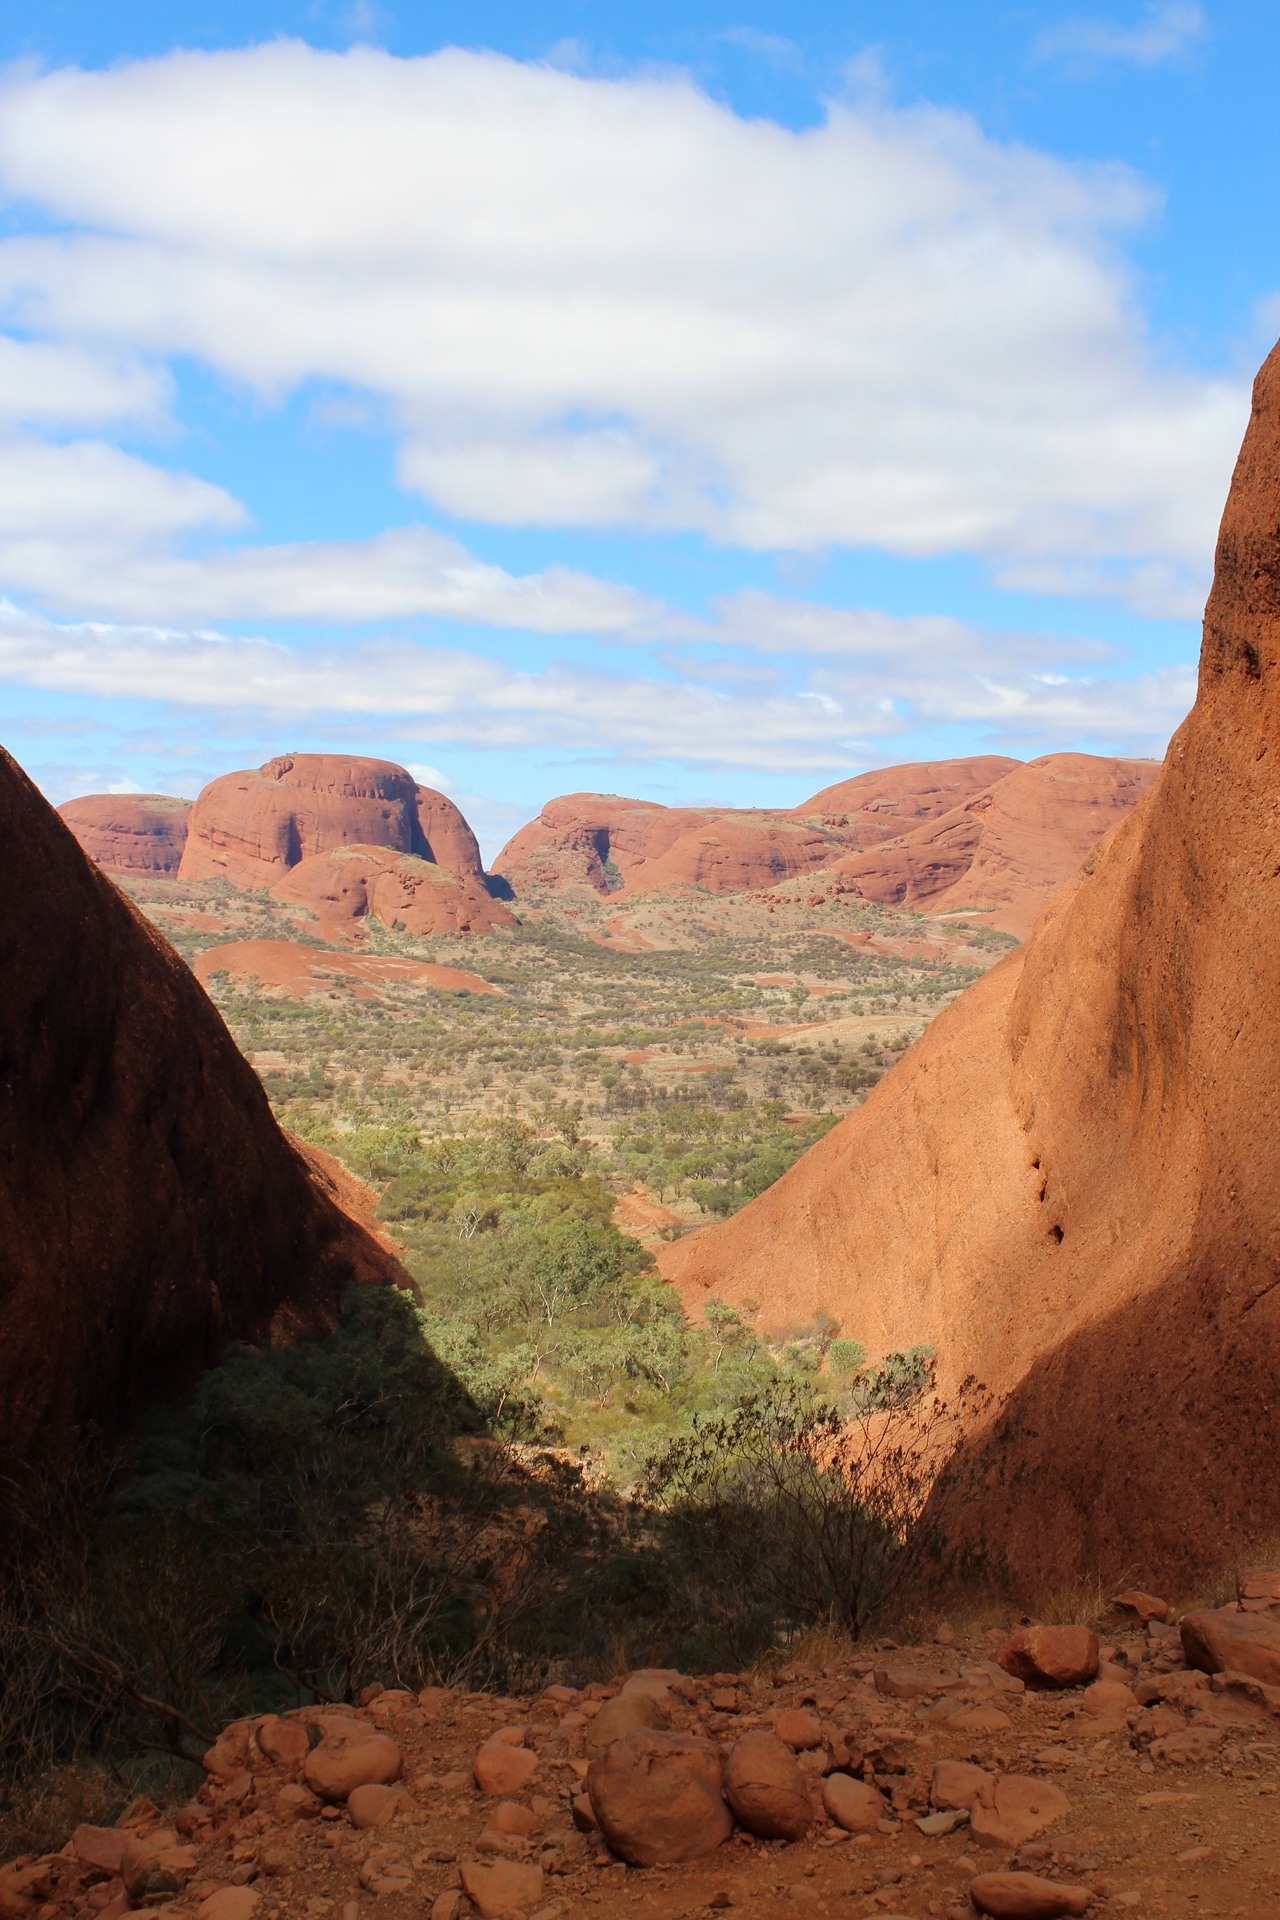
193 939 502 1001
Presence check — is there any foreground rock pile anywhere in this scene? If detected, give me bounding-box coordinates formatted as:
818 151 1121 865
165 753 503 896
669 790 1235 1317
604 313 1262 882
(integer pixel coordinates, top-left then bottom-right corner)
5 1594 1280 1920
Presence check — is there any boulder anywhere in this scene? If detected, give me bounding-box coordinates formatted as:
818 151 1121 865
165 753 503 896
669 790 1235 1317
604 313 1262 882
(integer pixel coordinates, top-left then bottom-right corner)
474 1740 539 1796
970 1777 1071 1851
874 1667 948 1700
996 1628 1099 1690
255 1715 311 1766
120 1831 197 1902
460 1862 544 1919
1082 1680 1136 1716
1239 1566 1280 1613
1180 1607 1280 1687
0 1864 49 1920
586 1728 732 1868
0 747 397 1472
1109 1590 1172 1627
943 1703 1012 1732
196 1894 260 1920
303 1732 403 1802
968 1872 1092 1918
930 1761 991 1810
586 1688 668 1756
773 1708 823 1750
347 1783 412 1829
273 1785 322 1823
486 1803 538 1835
58 793 191 874
724 1731 812 1840
821 1775 886 1834
358 1848 413 1895
71 1827 131 1874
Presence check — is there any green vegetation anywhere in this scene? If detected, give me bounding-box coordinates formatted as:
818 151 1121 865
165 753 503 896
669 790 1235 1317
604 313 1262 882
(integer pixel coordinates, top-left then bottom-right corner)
0 1286 964 1808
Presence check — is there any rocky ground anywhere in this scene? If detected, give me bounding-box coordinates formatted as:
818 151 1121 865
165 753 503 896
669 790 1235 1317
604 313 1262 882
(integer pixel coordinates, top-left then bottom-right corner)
5 1598 1279 1920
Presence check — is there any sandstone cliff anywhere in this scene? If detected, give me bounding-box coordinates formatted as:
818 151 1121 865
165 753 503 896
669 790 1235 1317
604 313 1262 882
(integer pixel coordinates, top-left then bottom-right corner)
58 792 191 873
659 343 1280 1592
0 747 397 1470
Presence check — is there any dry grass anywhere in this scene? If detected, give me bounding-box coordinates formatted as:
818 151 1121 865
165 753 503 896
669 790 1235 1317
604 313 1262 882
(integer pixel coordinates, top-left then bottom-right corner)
1173 1536 1280 1619
0 1765 117 1863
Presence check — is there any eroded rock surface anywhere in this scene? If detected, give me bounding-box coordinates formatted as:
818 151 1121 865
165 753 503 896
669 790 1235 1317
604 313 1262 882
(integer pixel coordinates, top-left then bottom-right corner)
658 340 1280 1592
58 792 192 873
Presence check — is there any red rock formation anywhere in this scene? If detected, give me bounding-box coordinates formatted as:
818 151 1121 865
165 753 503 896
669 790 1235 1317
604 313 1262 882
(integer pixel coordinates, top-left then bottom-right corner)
58 792 191 873
178 754 484 891
272 845 516 941
414 784 486 883
0 746 397 1471
659 343 1280 1594
790 756 1019 840
832 754 1159 938
493 759 1045 901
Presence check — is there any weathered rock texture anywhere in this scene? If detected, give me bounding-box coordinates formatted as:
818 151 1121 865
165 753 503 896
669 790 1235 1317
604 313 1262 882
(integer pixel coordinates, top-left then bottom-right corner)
272 845 514 941
659 343 1280 1593
830 753 1159 938
493 753 1151 922
494 794 829 897
179 755 485 891
58 793 191 873
0 747 396 1470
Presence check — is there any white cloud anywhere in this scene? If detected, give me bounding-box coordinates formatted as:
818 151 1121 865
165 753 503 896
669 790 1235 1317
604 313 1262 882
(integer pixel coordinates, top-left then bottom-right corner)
0 337 169 425
1034 3 1206 69
0 42 1245 609
0 498 656 630
0 597 1194 770
0 435 242 544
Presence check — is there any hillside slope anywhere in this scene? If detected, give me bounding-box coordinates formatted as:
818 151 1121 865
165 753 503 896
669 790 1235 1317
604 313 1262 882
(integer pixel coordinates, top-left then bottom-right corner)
0 748 397 1470
831 753 1159 938
659 341 1280 1592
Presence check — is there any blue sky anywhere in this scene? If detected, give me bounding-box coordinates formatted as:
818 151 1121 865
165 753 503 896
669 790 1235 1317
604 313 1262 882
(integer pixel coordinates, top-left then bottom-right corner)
0 1 1275 857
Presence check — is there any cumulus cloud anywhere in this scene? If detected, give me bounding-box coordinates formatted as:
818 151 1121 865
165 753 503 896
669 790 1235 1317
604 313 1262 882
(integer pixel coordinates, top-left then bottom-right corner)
0 41 1245 610
0 338 169 426
0 597 1194 770
0 496 656 630
1034 3 1206 69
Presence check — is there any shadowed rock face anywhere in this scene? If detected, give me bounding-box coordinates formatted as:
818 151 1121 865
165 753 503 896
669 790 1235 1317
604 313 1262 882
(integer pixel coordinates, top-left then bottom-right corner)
58 793 192 874
178 754 485 891
0 747 397 1471
659 342 1280 1594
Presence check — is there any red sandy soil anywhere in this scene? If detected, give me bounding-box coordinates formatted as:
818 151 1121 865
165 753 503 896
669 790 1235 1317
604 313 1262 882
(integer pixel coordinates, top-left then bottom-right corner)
8 1625 1279 1920
193 940 502 1001
658 341 1280 1596
58 792 191 873
0 754 395 1470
